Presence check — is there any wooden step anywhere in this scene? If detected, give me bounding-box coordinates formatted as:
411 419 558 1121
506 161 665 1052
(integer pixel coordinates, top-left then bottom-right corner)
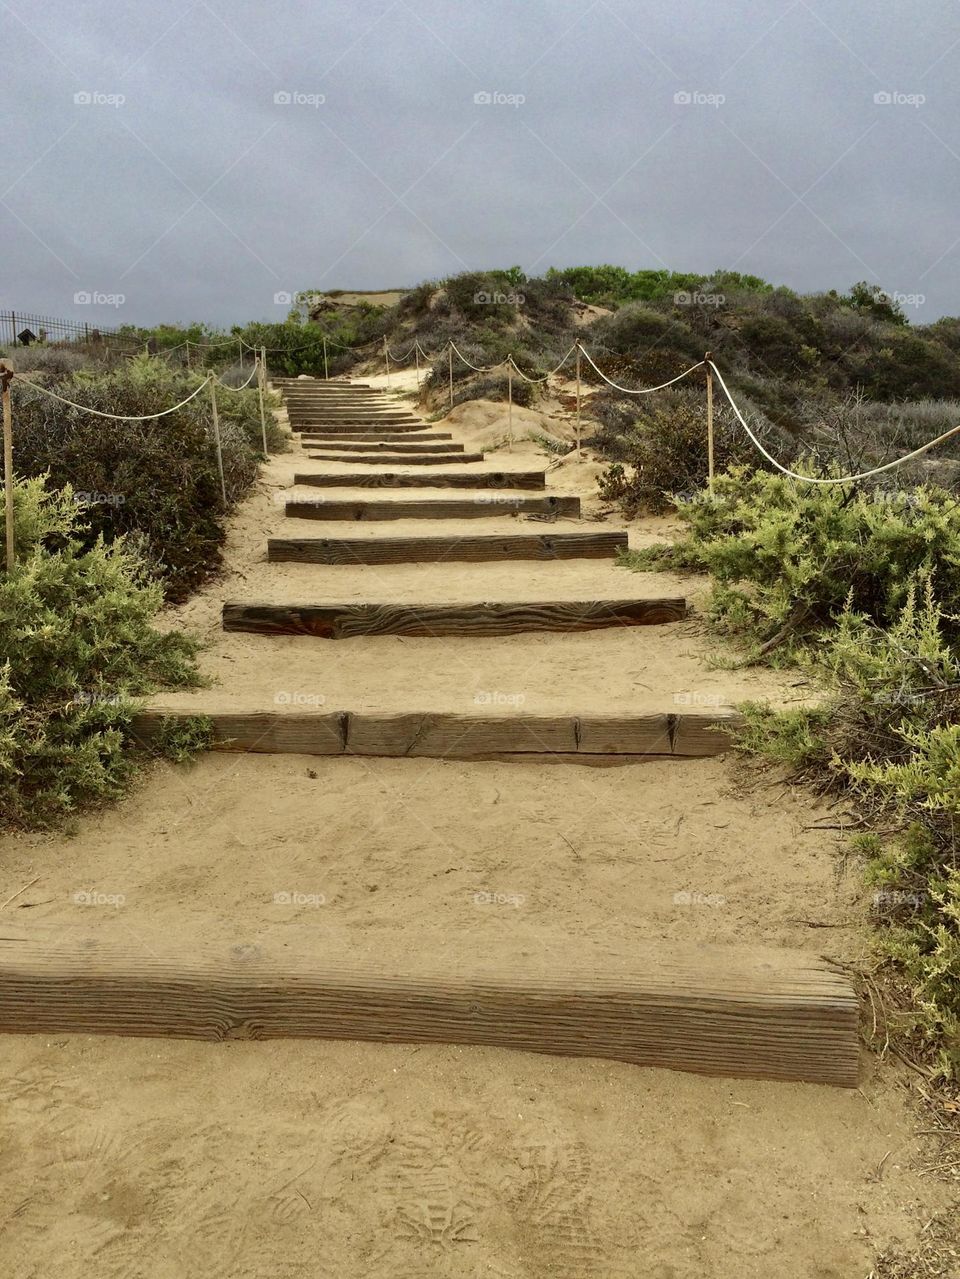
294 470 545 490
283 496 580 521
290 419 425 427
299 442 465 454
133 707 740 757
290 414 420 422
267 531 626 564
274 379 372 386
300 432 454 443
306 452 484 466
222 596 685 637
292 427 432 437
0 929 859 1086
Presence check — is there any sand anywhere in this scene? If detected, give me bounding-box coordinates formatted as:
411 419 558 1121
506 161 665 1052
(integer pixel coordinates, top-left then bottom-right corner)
0 382 949 1278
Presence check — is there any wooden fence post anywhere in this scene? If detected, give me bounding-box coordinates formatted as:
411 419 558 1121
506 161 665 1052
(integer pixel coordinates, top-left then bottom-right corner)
448 342 454 412
257 353 269 456
507 360 514 451
383 337 390 387
208 376 227 505
575 340 583 461
1 363 14 571
322 336 328 381
704 351 714 495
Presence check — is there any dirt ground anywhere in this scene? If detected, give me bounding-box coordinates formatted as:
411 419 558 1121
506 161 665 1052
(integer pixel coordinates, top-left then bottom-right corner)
0 377 952 1278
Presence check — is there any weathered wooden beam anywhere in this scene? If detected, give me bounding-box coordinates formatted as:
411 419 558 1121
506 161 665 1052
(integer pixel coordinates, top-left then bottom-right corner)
222 595 684 637
0 930 859 1086
267 531 626 564
293 470 546 490
283 496 580 521
131 707 740 757
299 432 452 442
305 452 484 466
299 442 465 454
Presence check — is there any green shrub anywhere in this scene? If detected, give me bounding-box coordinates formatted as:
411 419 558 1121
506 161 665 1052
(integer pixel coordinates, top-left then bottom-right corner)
0 476 204 828
10 356 270 599
597 397 771 513
629 469 960 657
727 576 960 1076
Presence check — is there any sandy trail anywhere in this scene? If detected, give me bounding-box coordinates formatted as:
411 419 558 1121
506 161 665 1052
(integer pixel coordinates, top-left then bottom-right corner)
0 379 945 1278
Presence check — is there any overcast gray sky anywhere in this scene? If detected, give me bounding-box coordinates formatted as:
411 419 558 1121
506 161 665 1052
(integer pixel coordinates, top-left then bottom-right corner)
4 0 960 327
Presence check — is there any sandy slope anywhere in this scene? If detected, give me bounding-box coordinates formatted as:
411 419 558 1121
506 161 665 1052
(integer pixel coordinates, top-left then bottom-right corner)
0 380 947 1279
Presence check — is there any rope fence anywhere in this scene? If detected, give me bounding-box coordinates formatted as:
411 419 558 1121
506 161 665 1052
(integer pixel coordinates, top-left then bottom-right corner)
0 350 272 564
3 329 960 570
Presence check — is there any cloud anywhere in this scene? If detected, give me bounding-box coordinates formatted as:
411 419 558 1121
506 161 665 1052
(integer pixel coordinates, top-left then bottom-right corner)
4 0 960 324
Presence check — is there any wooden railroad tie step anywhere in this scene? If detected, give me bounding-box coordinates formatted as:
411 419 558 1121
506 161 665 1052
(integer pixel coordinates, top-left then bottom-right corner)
134 707 740 758
283 496 580 521
292 427 432 437
267 531 625 564
301 442 465 454
290 420 426 428
294 470 546 490
0 930 859 1087
306 452 484 466
299 432 452 442
222 596 685 638
288 415 423 423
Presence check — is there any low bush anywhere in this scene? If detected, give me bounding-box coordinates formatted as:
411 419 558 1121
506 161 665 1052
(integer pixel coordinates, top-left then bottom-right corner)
596 396 779 514
628 471 960 1077
0 477 204 829
629 468 960 656
10 356 274 599
732 578 960 1077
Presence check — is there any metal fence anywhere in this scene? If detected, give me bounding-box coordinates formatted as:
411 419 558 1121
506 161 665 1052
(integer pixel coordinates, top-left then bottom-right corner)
2 310 139 352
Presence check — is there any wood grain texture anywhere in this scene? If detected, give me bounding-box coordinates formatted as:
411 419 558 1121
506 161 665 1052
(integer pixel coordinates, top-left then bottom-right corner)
306 452 485 466
299 441 465 454
293 470 546 490
283 497 581 521
298 432 454 442
222 596 684 637
289 418 424 426
292 424 433 433
130 708 742 757
0 930 859 1086
267 531 626 564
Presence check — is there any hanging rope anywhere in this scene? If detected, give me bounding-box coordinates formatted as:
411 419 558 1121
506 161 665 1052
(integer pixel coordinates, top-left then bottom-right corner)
708 361 960 485
578 348 706 394
10 372 209 420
